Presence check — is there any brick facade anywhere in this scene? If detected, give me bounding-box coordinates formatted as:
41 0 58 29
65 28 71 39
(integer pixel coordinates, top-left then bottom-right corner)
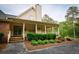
0 22 10 43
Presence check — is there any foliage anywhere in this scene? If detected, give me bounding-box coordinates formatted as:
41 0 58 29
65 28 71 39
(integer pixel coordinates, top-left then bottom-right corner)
37 40 44 44
27 33 56 41
31 39 57 46
27 32 35 41
0 32 4 43
43 40 49 44
49 39 56 43
37 40 49 45
59 6 79 38
59 21 73 37
65 6 79 21
75 22 79 38
42 14 55 23
31 40 38 45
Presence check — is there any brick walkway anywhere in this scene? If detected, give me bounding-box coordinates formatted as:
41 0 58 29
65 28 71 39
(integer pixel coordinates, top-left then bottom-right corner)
0 42 27 54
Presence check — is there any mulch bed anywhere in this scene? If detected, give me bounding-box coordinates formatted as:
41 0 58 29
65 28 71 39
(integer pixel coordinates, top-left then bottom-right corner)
24 40 79 51
0 43 8 51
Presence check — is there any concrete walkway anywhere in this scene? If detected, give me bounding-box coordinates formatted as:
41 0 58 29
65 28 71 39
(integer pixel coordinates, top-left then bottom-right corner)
0 42 28 54
29 44 79 54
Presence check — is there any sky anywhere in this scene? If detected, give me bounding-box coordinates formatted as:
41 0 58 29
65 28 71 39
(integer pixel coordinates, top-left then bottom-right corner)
0 4 79 22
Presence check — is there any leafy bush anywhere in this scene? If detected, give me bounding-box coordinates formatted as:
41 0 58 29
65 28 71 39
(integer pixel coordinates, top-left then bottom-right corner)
27 33 56 41
37 40 46 45
43 40 49 44
0 32 4 43
49 39 56 43
27 33 35 41
46 34 56 39
31 40 38 45
38 40 42 44
41 41 46 45
31 39 57 46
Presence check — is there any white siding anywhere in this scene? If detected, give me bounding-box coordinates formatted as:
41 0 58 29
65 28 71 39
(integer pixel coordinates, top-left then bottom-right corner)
19 9 36 21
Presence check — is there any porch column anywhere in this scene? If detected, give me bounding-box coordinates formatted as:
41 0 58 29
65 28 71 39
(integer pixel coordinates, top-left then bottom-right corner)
35 24 37 33
52 26 54 33
23 23 25 40
45 25 46 34
8 30 11 42
8 24 11 42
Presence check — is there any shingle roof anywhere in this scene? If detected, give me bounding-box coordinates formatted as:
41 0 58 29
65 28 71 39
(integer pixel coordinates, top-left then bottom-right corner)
0 10 17 20
5 14 17 18
0 10 6 19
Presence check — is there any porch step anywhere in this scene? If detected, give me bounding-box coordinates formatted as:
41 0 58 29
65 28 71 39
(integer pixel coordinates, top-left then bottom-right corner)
9 37 24 43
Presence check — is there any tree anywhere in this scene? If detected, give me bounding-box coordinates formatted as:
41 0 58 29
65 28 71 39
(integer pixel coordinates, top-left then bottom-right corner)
42 14 58 34
59 6 79 38
65 6 79 21
59 21 73 37
42 14 55 23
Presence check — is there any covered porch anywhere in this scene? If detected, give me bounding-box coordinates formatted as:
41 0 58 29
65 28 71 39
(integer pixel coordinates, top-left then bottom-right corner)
7 18 59 42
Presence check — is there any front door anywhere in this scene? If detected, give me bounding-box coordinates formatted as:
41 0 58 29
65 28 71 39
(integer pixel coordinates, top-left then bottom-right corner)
13 26 22 37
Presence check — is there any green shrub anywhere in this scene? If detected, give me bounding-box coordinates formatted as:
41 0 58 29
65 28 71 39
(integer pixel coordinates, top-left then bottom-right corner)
37 40 46 45
0 32 4 43
35 34 42 40
43 40 49 44
49 39 56 43
48 34 56 39
31 40 38 45
27 33 36 41
27 33 56 41
43 34 56 40
38 40 42 44
41 41 46 45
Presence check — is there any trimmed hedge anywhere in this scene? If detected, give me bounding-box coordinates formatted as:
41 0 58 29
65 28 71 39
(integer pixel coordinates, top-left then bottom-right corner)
27 33 56 41
0 32 4 43
27 33 35 41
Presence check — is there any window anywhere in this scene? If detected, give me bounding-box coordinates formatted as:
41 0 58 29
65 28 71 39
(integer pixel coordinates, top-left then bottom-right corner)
13 26 22 36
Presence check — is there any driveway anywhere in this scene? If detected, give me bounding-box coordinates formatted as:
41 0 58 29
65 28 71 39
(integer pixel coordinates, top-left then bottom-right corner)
0 42 79 54
0 42 28 54
28 44 79 54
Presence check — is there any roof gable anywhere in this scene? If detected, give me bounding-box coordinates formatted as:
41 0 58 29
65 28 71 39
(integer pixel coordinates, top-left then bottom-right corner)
18 6 35 17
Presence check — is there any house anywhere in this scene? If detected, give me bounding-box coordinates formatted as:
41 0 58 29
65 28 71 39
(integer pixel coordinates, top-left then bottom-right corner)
0 4 58 43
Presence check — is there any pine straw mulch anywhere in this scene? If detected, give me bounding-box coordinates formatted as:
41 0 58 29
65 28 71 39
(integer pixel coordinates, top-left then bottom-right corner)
24 40 79 51
0 43 8 51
